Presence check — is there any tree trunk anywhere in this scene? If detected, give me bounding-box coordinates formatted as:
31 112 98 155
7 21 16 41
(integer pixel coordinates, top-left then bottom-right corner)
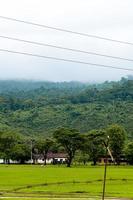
93 159 97 166
83 160 86 165
116 157 120 165
67 155 73 167
43 154 47 165
7 159 10 164
20 159 25 164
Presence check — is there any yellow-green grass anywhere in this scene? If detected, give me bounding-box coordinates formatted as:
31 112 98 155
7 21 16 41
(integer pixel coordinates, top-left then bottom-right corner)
0 198 98 200
0 165 133 198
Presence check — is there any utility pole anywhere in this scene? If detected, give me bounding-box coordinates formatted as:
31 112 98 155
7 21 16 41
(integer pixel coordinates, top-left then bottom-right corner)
102 136 110 200
31 139 33 165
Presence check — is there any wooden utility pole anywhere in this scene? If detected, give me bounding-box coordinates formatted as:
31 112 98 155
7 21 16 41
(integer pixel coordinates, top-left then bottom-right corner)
102 136 110 200
31 139 33 165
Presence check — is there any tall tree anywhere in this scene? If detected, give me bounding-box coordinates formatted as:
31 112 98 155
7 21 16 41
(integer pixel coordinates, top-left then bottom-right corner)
85 130 105 165
106 124 126 165
10 143 31 164
35 138 54 165
0 131 21 163
54 127 83 167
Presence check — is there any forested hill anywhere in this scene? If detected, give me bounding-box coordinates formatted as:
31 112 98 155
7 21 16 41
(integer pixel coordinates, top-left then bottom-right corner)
0 78 133 138
0 80 88 93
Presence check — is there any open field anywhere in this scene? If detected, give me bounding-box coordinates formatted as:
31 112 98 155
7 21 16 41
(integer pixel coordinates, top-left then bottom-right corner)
0 198 100 200
0 165 133 200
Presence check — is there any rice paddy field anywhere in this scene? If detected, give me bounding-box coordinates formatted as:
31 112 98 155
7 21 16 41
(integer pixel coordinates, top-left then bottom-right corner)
0 165 133 200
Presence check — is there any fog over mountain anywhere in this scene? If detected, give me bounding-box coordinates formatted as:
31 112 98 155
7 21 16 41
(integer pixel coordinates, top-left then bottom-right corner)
0 0 133 82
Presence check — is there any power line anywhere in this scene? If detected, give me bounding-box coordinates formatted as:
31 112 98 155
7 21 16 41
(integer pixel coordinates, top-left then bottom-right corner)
1 35 133 62
0 15 133 46
0 48 133 72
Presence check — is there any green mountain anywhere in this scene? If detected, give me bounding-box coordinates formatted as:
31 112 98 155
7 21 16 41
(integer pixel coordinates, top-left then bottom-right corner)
0 78 133 138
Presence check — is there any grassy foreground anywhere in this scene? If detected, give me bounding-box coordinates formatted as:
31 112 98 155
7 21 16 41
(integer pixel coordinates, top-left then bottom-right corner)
0 165 133 199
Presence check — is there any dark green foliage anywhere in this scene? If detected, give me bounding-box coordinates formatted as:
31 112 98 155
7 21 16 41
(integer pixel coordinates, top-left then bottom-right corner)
54 128 84 167
10 143 31 164
35 138 54 165
85 130 105 165
0 78 133 138
74 150 90 165
124 141 133 164
0 131 22 163
106 124 126 164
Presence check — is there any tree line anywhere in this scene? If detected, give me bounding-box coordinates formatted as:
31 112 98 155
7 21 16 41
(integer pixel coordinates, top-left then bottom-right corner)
0 124 133 167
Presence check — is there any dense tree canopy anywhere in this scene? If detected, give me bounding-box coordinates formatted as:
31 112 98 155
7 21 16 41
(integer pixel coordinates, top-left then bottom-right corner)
35 138 54 165
84 130 105 165
0 78 133 165
0 78 133 137
0 131 21 163
54 128 84 167
106 124 126 164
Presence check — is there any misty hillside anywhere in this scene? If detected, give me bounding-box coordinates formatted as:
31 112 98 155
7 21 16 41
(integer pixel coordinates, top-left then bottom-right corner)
0 78 133 138
0 80 89 93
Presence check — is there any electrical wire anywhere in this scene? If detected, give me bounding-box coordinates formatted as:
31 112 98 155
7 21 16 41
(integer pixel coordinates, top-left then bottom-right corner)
0 48 133 71
1 35 133 62
0 15 133 46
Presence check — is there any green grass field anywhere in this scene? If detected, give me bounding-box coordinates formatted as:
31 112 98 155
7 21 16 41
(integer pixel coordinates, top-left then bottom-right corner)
0 165 133 200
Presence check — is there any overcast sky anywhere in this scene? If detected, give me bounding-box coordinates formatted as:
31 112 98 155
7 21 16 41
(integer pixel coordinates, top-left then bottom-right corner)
0 0 133 82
